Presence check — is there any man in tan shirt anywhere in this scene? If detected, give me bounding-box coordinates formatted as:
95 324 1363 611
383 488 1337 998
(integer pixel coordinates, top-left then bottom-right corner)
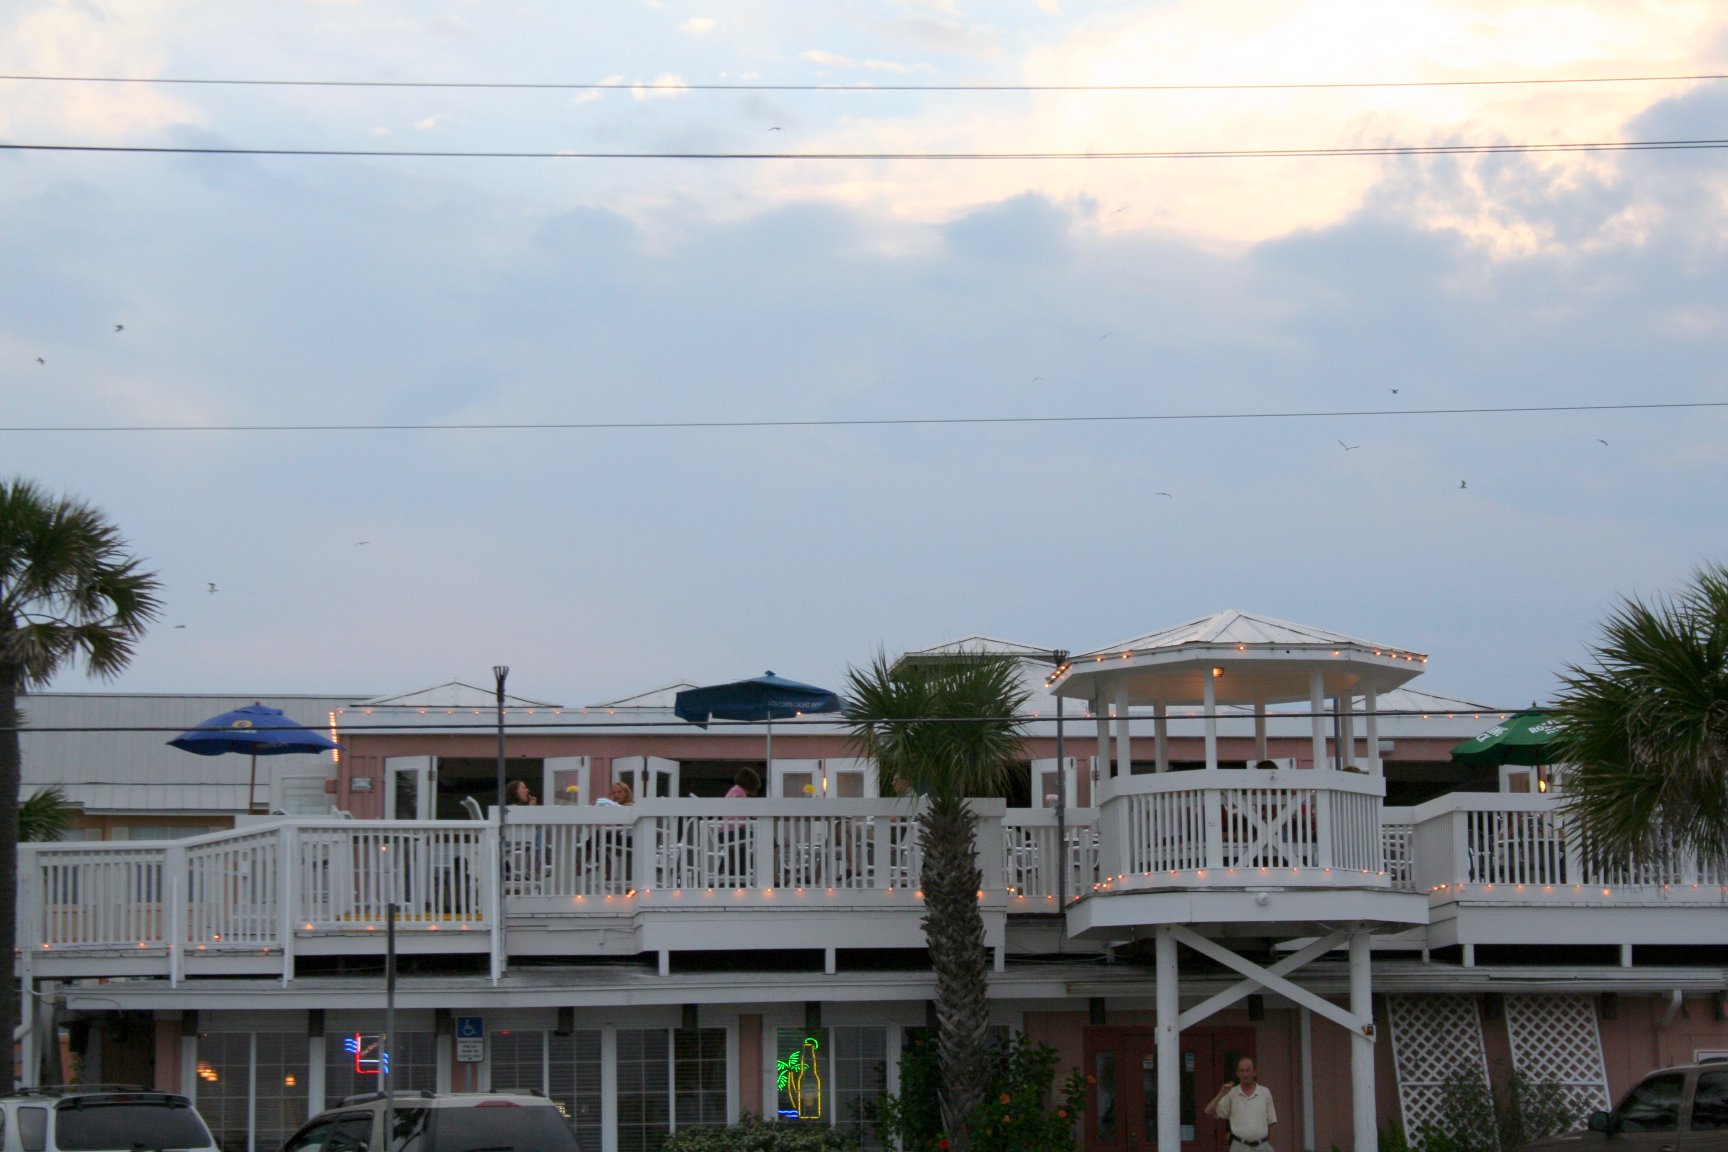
1207 1055 1277 1152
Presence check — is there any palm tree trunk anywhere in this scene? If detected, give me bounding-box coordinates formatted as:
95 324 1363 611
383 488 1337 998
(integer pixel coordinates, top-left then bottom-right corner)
921 795 992 1152
0 669 22 1093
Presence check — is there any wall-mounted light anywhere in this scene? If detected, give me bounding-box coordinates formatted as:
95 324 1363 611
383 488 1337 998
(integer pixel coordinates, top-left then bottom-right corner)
1212 667 1225 679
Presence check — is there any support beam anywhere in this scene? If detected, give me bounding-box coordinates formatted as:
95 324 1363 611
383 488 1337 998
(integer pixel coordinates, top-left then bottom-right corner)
1154 701 1169 774
1350 930 1377 1152
1177 932 1350 1031
1096 697 1113 783
1300 1007 1315 1152
1253 703 1268 763
1365 692 1381 777
1115 679 1133 782
1203 671 1219 771
1156 927 1181 1152
1169 927 1372 1038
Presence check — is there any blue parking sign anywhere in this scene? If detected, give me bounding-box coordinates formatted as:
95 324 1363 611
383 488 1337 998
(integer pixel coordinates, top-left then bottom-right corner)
456 1016 484 1040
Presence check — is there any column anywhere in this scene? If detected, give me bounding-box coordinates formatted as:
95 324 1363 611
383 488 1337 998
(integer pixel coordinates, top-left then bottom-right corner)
1309 669 1327 771
1253 702 1268 764
1202 671 1219 772
1365 691 1381 776
1154 701 1169 773
1350 929 1376 1152
1115 679 1133 780
1095 693 1113 783
1156 926 1181 1152
1340 692 1356 770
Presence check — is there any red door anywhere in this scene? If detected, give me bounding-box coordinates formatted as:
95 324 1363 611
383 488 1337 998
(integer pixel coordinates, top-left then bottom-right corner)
1084 1027 1255 1152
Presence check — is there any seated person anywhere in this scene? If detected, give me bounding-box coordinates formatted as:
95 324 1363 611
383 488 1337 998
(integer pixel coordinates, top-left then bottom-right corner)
595 780 634 807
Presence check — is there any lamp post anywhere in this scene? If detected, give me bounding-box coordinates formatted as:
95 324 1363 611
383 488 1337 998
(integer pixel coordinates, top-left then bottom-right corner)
1051 650 1069 913
494 665 509 977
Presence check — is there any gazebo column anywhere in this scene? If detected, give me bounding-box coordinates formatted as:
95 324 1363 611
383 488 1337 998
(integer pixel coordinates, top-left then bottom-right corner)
1365 691 1381 776
1202 671 1219 771
1309 669 1327 770
1340 692 1357 770
1114 680 1132 780
1156 925 1181 1152
1153 701 1169 773
1350 928 1377 1152
1253 701 1268 763
1095 692 1113 782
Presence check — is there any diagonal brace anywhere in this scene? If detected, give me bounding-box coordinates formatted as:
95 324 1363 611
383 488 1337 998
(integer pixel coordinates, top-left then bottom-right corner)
1177 930 1348 1031
1170 925 1374 1039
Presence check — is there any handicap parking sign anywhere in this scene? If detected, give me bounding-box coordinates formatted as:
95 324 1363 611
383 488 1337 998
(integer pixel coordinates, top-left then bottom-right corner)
456 1016 484 1040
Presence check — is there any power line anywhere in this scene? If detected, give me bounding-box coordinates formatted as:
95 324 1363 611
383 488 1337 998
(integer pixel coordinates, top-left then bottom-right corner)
2 400 1721 435
4 138 1727 161
3 71 1725 93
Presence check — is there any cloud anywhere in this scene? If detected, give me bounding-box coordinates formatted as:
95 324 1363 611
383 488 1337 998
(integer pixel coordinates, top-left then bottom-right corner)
414 115 445 131
801 49 920 73
679 17 717 35
631 73 691 99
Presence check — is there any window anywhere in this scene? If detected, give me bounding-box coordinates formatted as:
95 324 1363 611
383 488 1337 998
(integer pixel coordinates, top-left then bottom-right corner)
1693 1072 1728 1130
53 1102 212 1151
544 1030 603 1152
674 1029 727 1130
18 1107 47 1152
616 1029 671 1152
773 1026 888 1147
1618 1073 1683 1132
323 1032 436 1106
198 1032 311 1152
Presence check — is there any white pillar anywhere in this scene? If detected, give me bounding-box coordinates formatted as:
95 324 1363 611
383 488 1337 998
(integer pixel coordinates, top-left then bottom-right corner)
1096 694 1113 782
1365 692 1381 777
1350 929 1376 1152
1203 672 1219 771
1154 700 1169 773
1115 679 1133 780
1254 703 1268 764
1309 669 1327 770
1340 693 1357 770
1156 926 1181 1152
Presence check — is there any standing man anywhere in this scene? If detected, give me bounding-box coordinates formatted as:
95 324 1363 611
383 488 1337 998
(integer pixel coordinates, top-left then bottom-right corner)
1207 1055 1277 1152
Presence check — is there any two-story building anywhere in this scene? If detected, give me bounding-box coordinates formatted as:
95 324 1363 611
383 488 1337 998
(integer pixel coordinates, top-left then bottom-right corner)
19 611 1725 1152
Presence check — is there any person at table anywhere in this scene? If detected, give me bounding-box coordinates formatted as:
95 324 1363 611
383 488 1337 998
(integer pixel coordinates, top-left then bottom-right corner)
506 780 538 806
726 768 760 798
596 780 634 807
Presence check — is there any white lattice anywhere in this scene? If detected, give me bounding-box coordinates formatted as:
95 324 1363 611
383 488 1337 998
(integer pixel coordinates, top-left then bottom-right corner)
1505 995 1612 1115
1390 996 1489 1140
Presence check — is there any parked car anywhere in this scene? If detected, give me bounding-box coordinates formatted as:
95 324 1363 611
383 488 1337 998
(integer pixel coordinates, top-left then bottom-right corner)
0 1085 219 1152
1518 1061 1728 1152
280 1091 580 1152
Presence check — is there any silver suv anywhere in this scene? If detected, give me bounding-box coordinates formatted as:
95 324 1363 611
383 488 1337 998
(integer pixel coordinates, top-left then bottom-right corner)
0 1086 219 1152
280 1092 580 1152
1519 1061 1728 1152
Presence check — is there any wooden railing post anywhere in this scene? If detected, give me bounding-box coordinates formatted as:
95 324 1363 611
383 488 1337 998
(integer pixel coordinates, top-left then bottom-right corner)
280 824 298 986
165 841 187 987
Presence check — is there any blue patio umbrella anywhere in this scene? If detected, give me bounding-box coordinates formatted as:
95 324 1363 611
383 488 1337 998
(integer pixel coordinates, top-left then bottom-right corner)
674 672 842 778
169 703 341 814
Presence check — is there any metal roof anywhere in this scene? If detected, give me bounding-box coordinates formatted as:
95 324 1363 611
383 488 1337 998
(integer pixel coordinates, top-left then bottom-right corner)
1080 609 1417 659
354 681 559 709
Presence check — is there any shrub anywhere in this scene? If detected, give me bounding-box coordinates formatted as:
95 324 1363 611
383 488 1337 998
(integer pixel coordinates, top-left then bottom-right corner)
871 1030 1086 1152
1415 1063 1585 1152
660 1114 862 1152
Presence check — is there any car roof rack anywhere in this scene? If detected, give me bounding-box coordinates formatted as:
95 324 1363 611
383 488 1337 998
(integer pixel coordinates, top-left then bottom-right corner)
337 1091 438 1107
4 1086 152 1098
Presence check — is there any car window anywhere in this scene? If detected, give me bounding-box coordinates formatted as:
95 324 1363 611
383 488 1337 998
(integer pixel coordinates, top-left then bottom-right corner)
54 1100 213 1151
18 1107 47 1152
414 1107 580 1152
327 1115 374 1152
1618 1073 1685 1132
1693 1072 1728 1130
282 1117 340 1152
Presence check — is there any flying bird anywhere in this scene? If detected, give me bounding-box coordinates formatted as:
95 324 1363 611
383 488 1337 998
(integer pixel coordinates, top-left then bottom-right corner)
172 624 186 630
1338 440 1359 451
767 126 782 131
1155 491 1172 498
35 357 45 365
1097 332 1112 341
1597 439 1609 446
1031 376 1043 383
1389 388 1400 394
355 541 369 546
207 582 218 594
113 324 124 332
1459 481 1467 489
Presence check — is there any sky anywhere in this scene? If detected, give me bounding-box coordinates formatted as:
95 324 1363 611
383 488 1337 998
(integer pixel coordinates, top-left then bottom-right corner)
2 0 1725 712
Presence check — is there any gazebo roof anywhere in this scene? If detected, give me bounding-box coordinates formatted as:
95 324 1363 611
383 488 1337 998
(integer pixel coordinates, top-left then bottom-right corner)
899 635 1063 661
351 681 560 710
1055 609 1427 706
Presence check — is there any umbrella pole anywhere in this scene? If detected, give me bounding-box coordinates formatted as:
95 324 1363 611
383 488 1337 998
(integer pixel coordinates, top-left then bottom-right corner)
248 752 258 814
765 717 773 781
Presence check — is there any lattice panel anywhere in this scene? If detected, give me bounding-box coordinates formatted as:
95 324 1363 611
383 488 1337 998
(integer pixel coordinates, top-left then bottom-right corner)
1389 996 1489 1140
1505 995 1612 1115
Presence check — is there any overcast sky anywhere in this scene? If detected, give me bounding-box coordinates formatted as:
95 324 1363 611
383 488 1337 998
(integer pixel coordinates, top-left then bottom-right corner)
3 0 1724 711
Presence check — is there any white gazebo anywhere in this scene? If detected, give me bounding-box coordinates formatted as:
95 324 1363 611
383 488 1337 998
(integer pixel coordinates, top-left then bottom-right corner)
1052 610 1432 1152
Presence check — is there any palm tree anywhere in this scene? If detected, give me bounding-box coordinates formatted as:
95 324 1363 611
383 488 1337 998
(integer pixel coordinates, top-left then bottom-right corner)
1 478 161 1089
20 786 75 844
1553 563 1728 869
844 650 1030 1152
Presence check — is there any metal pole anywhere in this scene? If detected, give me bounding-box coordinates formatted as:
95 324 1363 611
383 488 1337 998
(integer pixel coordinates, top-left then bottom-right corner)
494 666 509 977
384 902 396 1151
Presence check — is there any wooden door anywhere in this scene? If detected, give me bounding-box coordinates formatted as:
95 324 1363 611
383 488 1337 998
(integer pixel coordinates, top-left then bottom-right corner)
1084 1027 1255 1152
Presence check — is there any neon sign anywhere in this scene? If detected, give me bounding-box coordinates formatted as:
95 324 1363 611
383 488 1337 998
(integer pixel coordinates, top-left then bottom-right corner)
345 1033 389 1075
775 1036 822 1121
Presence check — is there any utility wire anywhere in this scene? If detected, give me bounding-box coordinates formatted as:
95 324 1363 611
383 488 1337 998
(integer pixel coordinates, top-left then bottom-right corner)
3 72 1725 93
2 400 1722 435
5 138 1727 160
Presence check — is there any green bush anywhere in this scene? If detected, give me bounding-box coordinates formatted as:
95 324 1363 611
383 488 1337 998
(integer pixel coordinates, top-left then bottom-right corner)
660 1114 862 1152
1414 1063 1585 1152
871 1030 1086 1152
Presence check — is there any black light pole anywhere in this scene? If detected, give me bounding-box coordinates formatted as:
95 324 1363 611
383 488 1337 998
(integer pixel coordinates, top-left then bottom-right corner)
494 666 509 976
1051 650 1069 913
384 902 396 1150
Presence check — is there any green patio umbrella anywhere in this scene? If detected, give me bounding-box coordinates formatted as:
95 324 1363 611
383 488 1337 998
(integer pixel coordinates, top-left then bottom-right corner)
1450 710 1564 767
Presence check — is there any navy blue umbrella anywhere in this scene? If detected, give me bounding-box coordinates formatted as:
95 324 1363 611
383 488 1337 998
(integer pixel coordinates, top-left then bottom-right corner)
674 672 841 776
169 703 340 814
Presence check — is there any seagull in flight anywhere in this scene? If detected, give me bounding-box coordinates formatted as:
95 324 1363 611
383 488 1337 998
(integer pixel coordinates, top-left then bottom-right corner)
1389 388 1400 394
355 541 369 546
113 324 124 333
1097 332 1112 341
1155 491 1172 497
35 357 45 365
207 582 218 594
1597 438 1609 446
172 624 186 630
1338 440 1359 451
1459 481 1467 489
767 126 782 131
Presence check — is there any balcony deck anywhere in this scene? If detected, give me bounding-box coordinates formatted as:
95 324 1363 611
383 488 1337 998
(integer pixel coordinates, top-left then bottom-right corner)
19 783 1725 985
